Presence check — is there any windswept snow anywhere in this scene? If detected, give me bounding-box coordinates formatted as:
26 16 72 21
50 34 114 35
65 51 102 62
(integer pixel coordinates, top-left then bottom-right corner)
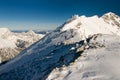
47 34 120 80
0 12 120 80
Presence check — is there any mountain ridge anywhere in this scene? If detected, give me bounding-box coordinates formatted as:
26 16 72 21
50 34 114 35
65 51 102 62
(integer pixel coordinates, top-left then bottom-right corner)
0 28 44 63
0 12 120 80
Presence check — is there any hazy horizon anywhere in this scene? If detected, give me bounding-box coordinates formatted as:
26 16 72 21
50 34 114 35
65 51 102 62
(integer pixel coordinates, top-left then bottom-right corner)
0 0 120 30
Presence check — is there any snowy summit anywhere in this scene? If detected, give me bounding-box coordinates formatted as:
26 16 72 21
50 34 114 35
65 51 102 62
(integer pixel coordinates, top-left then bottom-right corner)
0 12 120 80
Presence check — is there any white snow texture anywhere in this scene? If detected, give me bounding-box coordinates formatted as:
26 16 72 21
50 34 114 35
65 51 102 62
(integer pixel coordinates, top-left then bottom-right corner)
0 12 120 80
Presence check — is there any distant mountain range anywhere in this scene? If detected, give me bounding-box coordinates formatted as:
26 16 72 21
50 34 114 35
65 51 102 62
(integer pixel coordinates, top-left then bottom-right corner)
0 12 120 80
0 28 44 64
12 30 52 34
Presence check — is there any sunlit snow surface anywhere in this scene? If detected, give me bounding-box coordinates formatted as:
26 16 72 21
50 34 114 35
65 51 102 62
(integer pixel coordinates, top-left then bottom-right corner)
47 34 120 80
0 12 120 80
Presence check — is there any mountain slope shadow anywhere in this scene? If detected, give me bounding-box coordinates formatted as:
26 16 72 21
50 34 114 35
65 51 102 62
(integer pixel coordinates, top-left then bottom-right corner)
0 38 89 80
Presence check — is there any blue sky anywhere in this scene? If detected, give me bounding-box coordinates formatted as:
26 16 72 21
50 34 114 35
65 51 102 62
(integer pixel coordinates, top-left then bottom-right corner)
0 0 120 30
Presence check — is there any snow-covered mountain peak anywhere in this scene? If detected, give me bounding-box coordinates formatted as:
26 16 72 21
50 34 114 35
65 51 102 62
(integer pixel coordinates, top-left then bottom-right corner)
27 29 36 35
60 12 120 40
65 14 80 25
51 12 120 45
71 14 79 19
103 12 117 17
0 28 11 36
0 13 120 80
102 12 120 27
0 28 45 63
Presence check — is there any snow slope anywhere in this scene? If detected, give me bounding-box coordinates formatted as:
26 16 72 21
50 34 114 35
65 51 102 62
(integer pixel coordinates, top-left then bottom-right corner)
47 34 120 80
0 12 120 80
